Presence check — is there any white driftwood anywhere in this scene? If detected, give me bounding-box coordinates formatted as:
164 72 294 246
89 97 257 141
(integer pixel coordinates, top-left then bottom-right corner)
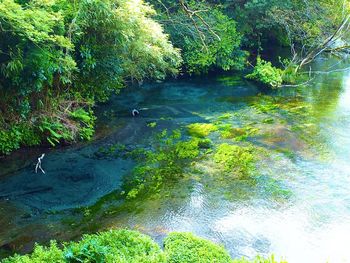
132 109 140 116
35 153 46 174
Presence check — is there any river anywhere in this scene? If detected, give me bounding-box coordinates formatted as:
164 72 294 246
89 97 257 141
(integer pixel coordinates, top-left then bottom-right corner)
0 57 350 262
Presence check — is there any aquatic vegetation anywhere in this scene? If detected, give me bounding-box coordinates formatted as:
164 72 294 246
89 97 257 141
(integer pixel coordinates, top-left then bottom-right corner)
187 123 218 138
147 122 157 128
197 138 212 149
217 112 233 120
262 118 275 124
250 96 279 114
233 255 288 263
246 57 284 88
164 232 232 263
219 125 259 141
124 130 203 199
214 143 256 178
217 75 243 86
264 178 293 201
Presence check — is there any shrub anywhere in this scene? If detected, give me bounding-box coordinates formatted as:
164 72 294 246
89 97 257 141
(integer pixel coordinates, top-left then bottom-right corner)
4 230 165 263
3 241 64 263
0 124 41 155
2 230 288 263
245 57 283 88
164 232 232 263
64 229 165 263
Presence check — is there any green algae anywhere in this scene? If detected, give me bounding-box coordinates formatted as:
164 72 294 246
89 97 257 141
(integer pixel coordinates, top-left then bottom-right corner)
123 130 205 199
147 122 157 128
219 125 259 141
217 112 233 120
187 123 218 138
214 143 256 178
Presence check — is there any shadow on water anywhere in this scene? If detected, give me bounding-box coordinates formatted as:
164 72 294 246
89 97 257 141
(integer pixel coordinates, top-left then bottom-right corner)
1 58 350 262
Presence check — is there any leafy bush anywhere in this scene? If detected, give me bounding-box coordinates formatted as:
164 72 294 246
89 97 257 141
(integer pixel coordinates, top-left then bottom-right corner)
0 0 181 155
2 241 64 263
164 232 232 263
0 124 41 155
2 229 288 263
246 57 283 88
64 230 165 263
4 230 165 263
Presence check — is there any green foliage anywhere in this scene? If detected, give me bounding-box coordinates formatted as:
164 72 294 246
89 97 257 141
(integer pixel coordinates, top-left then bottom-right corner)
219 125 259 141
150 1 247 74
2 241 64 263
147 122 157 128
69 108 95 140
214 143 256 178
64 230 165 263
0 124 40 155
187 123 218 138
246 57 283 88
39 118 73 146
124 130 202 199
180 8 247 74
164 232 232 263
0 0 180 155
2 229 288 263
3 230 165 263
72 0 181 101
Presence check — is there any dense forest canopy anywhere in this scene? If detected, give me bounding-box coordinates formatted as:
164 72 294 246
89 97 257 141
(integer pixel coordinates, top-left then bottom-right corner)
0 0 349 155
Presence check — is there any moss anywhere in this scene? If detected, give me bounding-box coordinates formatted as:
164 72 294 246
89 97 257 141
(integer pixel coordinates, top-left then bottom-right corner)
217 112 233 120
187 123 218 138
262 118 274 124
250 97 279 114
197 138 212 149
219 125 259 141
214 143 256 178
123 130 204 199
164 232 231 263
175 139 201 159
147 122 157 128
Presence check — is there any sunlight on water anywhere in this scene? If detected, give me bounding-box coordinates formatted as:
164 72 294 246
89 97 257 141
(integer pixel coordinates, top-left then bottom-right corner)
1 59 350 262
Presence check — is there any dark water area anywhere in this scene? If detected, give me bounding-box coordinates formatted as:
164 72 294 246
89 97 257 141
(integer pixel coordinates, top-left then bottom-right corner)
1 57 350 262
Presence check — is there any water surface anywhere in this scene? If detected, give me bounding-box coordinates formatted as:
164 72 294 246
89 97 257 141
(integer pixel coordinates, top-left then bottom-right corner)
0 58 350 263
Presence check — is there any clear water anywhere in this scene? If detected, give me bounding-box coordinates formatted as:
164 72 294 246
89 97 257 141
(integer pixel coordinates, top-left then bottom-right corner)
1 58 350 262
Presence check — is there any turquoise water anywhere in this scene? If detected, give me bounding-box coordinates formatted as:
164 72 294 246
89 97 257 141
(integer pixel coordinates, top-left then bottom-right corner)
1 58 350 262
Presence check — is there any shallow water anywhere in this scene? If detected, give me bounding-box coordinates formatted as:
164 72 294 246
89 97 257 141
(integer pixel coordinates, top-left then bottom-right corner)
1 58 350 262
